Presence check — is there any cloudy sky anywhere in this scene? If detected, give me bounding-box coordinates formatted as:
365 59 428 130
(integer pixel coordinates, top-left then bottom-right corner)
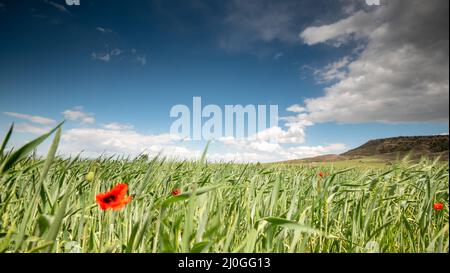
0 0 448 162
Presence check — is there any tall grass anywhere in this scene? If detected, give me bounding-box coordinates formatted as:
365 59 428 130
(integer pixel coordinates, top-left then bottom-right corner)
0 124 448 253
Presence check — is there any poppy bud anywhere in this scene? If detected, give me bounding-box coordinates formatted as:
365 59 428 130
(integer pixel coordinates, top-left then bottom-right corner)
172 188 182 196
86 171 95 182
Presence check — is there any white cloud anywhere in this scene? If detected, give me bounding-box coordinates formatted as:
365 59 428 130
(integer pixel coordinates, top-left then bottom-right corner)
102 122 134 131
62 107 95 125
208 151 272 163
60 127 191 159
300 10 376 46
59 129 346 162
44 0 71 14
110 48 122 56
286 104 306 113
129 48 148 66
249 141 282 153
91 52 111 62
136 55 147 66
298 0 449 124
92 48 146 65
96 27 113 34
15 123 51 135
273 52 284 60
313 56 351 83
218 124 308 151
55 116 345 162
286 143 347 159
3 111 56 125
213 113 343 161
215 138 346 162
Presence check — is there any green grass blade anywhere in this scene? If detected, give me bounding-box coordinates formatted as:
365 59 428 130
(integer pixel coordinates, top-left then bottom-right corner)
260 217 324 236
0 121 63 175
0 123 14 160
14 126 63 250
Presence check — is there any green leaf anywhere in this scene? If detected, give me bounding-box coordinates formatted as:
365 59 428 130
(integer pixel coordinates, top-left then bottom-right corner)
0 223 15 253
200 141 210 164
27 241 54 253
244 229 258 253
190 241 212 253
125 220 140 253
162 184 224 207
260 217 324 236
15 125 63 250
162 195 190 206
0 123 14 160
44 184 72 252
37 215 54 237
0 121 63 175
132 211 152 252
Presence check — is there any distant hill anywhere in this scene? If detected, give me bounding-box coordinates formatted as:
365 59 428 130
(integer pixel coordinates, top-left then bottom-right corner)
342 135 448 159
280 135 449 165
282 154 348 164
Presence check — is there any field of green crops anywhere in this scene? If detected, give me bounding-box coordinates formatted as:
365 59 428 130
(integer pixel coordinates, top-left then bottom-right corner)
0 124 448 253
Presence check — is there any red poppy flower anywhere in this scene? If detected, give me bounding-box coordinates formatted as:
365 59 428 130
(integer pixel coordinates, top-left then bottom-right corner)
96 183 132 210
318 171 330 178
433 202 444 211
171 188 182 196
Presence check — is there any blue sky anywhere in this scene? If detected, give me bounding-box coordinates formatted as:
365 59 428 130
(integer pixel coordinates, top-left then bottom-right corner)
0 0 448 162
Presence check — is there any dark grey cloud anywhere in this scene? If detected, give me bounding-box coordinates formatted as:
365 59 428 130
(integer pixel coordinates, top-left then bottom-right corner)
298 0 449 123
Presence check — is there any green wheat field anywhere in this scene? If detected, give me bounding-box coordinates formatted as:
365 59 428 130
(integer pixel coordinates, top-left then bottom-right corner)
0 123 448 253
